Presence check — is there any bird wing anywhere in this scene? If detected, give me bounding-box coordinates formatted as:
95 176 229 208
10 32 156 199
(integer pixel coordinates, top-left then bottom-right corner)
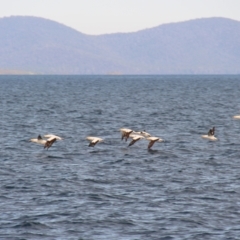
130 134 144 140
148 140 155 149
86 137 102 147
92 138 100 144
86 137 103 143
125 132 131 142
44 134 62 140
125 131 133 141
86 136 96 141
128 134 144 147
128 139 138 147
44 138 57 149
147 137 159 141
121 132 126 140
46 136 57 141
120 128 132 133
120 128 133 141
89 140 99 147
141 131 151 137
146 137 160 149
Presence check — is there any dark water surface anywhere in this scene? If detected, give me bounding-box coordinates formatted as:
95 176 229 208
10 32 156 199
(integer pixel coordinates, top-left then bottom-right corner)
1 75 240 239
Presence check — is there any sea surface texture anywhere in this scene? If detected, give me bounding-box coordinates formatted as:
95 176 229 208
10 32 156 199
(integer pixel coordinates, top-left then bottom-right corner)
1 75 240 240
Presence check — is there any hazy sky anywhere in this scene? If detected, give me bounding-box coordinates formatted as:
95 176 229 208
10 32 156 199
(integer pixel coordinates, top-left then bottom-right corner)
0 0 239 35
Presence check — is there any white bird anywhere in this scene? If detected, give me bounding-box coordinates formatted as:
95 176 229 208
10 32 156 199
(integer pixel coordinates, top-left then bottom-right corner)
86 136 104 147
201 135 218 141
145 136 163 149
233 115 240 119
44 134 63 140
128 134 145 147
134 130 151 137
119 128 133 141
30 135 47 145
201 127 217 141
30 135 59 150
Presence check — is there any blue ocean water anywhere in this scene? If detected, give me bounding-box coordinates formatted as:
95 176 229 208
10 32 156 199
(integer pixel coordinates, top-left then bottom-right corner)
1 75 240 239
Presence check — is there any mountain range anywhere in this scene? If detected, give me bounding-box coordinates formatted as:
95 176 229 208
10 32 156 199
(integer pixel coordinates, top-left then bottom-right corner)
0 16 240 74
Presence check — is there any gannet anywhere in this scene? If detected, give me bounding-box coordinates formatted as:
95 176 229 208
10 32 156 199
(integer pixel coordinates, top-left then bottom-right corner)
201 127 217 141
145 136 163 149
44 134 63 140
44 138 57 150
134 130 151 137
128 134 145 147
119 128 133 141
30 134 59 150
233 115 240 119
86 136 104 147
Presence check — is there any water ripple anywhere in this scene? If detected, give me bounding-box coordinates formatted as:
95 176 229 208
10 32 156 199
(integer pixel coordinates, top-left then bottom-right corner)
1 75 240 239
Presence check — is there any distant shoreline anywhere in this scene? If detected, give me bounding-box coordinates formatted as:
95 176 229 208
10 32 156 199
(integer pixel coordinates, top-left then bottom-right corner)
0 73 239 76
0 70 36 75
1 16 240 75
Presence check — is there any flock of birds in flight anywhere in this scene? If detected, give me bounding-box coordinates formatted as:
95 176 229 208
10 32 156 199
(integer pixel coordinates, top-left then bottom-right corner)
30 122 227 150
30 129 164 150
30 114 240 150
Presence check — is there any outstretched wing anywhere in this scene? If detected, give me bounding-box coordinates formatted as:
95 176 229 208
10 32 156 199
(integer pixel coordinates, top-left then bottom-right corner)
121 132 126 141
88 140 99 147
120 128 133 141
128 135 144 147
125 131 133 142
44 138 56 149
128 139 138 147
86 137 103 147
44 134 62 140
148 140 155 149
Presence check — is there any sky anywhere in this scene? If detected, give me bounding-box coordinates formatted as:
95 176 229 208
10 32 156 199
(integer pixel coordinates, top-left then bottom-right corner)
0 0 240 35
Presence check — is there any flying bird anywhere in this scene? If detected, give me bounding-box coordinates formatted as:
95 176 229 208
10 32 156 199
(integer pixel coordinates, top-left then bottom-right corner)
145 136 164 149
233 115 240 119
128 134 145 147
30 135 47 145
44 134 63 140
134 130 151 138
86 136 104 147
119 128 133 141
30 134 62 150
44 137 57 150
